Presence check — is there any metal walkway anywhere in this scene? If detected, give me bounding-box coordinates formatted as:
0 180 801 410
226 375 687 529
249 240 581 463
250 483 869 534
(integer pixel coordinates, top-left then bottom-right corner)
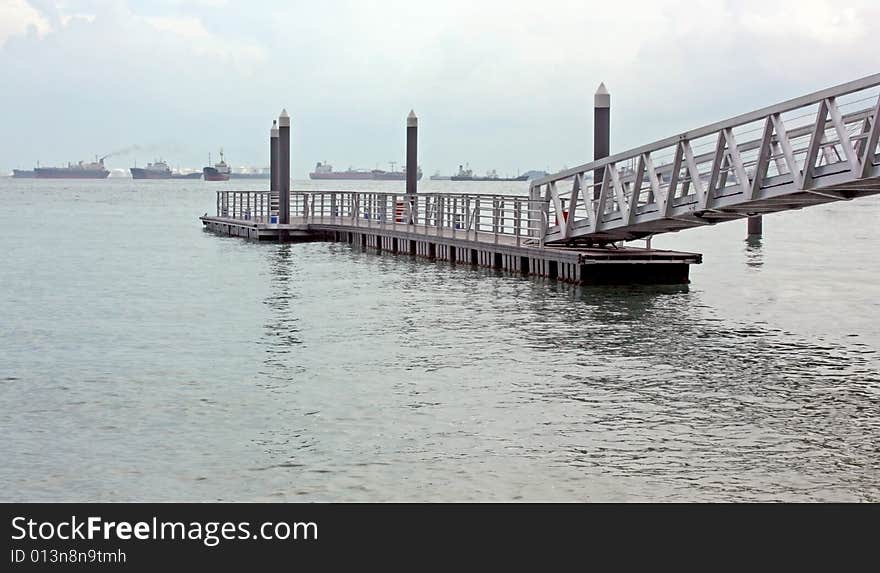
531 73 880 244
202 190 701 284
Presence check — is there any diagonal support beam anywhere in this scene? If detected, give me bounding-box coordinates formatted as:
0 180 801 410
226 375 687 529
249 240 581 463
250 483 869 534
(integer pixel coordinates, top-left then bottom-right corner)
826 97 861 175
594 164 612 231
724 128 752 199
862 94 880 179
770 113 804 188
626 154 646 225
644 153 662 209
664 142 684 217
705 131 727 209
751 117 774 200
563 174 582 239
682 140 706 208
854 116 872 157
802 99 830 189
549 181 566 235
609 163 627 215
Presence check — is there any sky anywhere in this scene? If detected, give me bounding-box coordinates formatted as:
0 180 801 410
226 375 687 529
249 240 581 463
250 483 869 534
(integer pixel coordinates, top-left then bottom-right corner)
1 0 878 177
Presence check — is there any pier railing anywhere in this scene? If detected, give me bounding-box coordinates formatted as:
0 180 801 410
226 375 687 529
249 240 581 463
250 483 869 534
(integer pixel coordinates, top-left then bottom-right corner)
531 73 880 243
215 190 549 246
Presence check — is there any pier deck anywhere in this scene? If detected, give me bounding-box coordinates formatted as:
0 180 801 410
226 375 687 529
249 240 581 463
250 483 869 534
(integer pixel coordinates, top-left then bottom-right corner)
200 190 700 284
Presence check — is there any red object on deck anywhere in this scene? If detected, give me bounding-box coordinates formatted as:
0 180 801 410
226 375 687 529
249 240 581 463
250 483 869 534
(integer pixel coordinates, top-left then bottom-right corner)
395 201 407 223
556 210 569 225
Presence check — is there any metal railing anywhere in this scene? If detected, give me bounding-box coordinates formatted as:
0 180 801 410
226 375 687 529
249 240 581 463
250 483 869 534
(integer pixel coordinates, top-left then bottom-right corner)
214 190 548 246
531 73 880 244
216 191 274 222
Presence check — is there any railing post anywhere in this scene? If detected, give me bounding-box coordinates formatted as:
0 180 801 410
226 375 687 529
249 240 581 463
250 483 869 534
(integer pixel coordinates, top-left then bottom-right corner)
528 186 540 239
437 195 443 236
424 196 429 235
474 196 480 239
540 201 549 248
452 196 457 238
355 193 360 227
515 199 521 247
500 198 505 233
493 197 499 244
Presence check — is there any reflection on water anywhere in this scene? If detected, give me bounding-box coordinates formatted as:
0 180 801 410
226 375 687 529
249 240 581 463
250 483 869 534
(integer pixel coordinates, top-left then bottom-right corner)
525 283 879 500
1 179 879 502
744 236 764 268
239 246 880 501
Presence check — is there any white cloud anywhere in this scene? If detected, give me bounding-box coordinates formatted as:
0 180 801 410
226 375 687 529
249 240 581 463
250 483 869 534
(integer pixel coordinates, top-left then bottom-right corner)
59 12 96 26
0 0 51 46
144 14 265 63
740 0 867 44
0 0 878 175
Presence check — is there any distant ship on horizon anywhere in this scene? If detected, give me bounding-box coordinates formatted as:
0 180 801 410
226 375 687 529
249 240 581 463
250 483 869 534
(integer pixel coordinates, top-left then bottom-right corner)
130 159 201 180
203 150 231 182
23 156 111 179
449 164 528 182
309 161 422 181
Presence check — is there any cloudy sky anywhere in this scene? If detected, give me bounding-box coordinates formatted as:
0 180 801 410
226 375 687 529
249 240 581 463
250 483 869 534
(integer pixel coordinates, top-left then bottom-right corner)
1 0 877 177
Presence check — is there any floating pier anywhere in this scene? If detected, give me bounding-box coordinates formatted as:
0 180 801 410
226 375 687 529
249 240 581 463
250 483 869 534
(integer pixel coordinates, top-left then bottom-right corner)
200 189 700 284
199 104 703 285
199 69 880 285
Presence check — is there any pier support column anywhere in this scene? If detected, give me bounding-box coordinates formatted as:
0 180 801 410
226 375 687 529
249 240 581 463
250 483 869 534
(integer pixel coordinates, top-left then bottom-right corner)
407 110 418 195
270 120 279 220
406 110 418 225
593 82 610 199
279 109 291 225
748 215 763 237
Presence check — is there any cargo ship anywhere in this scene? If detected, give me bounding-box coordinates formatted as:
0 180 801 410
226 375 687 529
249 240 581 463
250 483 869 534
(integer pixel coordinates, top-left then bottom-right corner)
203 150 231 182
309 162 372 180
430 171 451 180
450 164 528 182
33 156 110 179
309 161 422 181
130 159 201 180
12 169 35 178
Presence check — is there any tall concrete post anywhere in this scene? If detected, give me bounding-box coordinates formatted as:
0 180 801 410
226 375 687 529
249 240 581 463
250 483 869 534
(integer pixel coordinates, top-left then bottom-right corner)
279 109 290 225
270 120 279 219
406 110 418 195
748 215 763 237
593 82 610 199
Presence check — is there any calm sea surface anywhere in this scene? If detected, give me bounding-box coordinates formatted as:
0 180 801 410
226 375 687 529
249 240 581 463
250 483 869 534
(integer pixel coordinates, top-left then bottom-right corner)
1 177 878 501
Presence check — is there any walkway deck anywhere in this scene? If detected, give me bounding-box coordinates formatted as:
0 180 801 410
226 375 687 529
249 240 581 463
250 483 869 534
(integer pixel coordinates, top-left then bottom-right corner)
200 201 700 285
